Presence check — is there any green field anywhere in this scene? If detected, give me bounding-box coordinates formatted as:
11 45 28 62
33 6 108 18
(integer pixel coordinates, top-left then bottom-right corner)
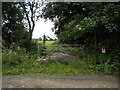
37 41 58 45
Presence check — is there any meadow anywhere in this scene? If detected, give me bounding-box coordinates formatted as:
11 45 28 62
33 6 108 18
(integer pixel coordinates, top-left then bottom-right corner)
37 41 58 45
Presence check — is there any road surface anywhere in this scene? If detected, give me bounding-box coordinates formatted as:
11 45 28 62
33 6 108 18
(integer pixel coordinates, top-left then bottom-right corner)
2 74 119 88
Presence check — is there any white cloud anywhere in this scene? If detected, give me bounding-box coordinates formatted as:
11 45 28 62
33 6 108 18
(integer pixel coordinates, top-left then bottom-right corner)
32 18 57 39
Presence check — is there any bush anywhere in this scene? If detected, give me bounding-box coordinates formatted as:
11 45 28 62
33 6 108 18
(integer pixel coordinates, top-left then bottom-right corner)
2 48 36 70
77 47 120 75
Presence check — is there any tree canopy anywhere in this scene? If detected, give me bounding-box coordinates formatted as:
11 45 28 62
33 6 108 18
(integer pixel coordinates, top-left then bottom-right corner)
42 2 120 52
2 2 120 52
2 2 29 48
2 2 43 50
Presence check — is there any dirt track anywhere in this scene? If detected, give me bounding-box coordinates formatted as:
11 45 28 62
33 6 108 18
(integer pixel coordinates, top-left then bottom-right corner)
2 74 119 88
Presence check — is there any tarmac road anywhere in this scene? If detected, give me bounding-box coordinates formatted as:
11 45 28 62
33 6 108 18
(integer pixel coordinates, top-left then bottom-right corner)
2 74 119 88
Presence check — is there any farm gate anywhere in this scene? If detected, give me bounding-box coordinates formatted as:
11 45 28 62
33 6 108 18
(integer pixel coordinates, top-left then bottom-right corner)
37 44 82 56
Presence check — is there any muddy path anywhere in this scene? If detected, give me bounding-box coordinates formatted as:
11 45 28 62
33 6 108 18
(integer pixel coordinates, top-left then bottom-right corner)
2 74 119 88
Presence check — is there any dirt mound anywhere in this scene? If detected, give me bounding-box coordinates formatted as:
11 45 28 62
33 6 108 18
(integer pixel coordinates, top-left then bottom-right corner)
36 51 76 64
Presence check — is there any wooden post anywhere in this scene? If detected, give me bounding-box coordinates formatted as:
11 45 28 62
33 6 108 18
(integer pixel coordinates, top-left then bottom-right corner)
38 43 40 56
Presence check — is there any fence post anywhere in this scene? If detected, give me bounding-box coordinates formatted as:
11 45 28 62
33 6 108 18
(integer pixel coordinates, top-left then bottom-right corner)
38 43 40 56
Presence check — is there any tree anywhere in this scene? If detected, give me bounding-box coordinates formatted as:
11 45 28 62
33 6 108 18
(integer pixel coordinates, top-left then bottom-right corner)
75 3 120 49
21 1 43 42
42 2 88 35
38 37 42 41
42 2 120 51
47 36 53 41
2 2 29 48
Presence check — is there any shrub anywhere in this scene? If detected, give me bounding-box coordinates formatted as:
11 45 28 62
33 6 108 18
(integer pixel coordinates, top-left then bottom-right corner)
2 48 36 70
77 46 120 75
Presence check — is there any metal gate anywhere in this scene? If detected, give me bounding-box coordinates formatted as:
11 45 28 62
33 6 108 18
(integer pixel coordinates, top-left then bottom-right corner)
37 44 82 56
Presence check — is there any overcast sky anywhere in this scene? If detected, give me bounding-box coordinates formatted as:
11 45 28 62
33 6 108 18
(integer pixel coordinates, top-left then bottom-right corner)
32 18 57 39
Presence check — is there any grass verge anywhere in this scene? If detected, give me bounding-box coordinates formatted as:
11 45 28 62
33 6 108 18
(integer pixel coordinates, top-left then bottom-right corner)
2 49 97 75
2 48 119 75
3 59 96 75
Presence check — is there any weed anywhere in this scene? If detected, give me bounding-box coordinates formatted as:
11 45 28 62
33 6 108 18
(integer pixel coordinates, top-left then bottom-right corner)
2 46 119 75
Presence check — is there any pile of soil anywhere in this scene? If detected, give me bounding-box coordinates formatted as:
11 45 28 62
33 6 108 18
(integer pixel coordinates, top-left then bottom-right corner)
36 51 77 64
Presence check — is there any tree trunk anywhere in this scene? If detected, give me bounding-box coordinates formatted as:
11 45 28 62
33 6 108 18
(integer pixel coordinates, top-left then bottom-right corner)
21 2 36 51
29 30 33 41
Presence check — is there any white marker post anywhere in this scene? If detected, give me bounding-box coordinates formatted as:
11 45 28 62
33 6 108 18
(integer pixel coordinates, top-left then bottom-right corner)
102 47 106 54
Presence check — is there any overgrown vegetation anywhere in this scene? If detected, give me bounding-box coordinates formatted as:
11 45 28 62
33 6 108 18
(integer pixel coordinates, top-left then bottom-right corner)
41 2 120 75
2 2 120 75
2 47 95 75
2 46 119 75
78 47 119 75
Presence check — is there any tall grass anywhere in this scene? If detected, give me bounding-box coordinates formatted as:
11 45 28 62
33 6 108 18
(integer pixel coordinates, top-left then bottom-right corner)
2 48 96 75
2 45 119 75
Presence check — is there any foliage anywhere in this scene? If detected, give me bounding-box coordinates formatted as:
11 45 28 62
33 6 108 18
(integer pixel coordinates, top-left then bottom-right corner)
2 2 44 52
3 47 119 75
2 49 96 75
2 2 120 76
77 47 120 75
20 1 43 42
42 2 120 51
42 3 120 75
2 2 29 48
2 48 36 70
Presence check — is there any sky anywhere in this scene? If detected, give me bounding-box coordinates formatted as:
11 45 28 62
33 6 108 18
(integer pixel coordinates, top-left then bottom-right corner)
32 18 57 39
